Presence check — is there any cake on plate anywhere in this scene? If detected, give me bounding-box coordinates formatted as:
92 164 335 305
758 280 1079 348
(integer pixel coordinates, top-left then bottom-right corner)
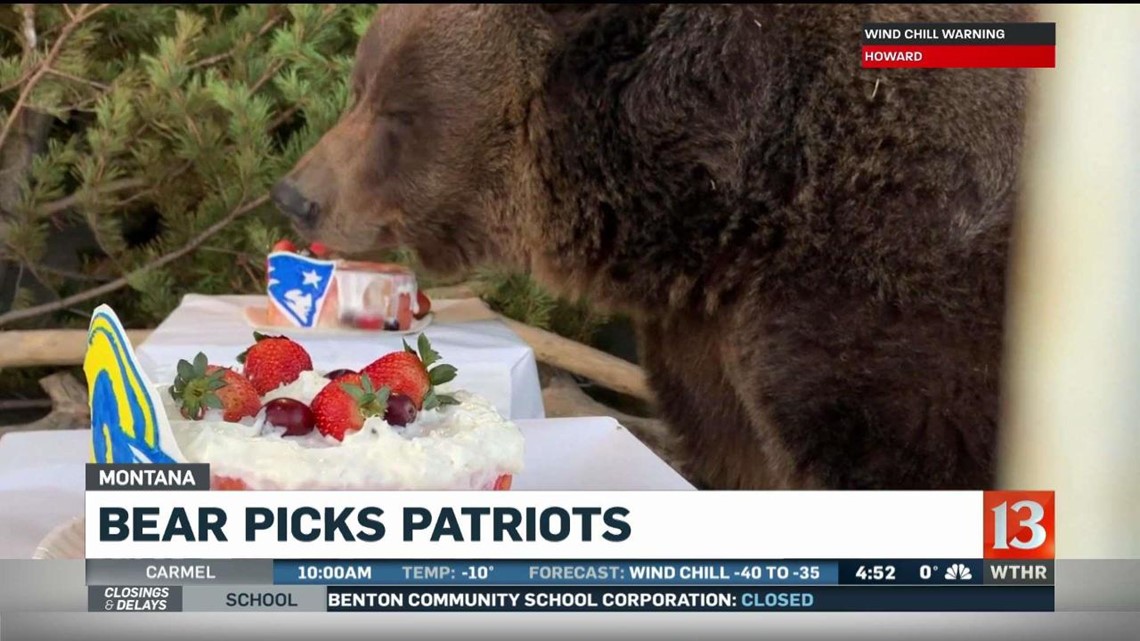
161 332 523 491
264 240 431 332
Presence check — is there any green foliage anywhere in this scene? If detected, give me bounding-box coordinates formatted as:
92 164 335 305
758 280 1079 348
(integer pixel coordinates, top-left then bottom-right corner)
0 4 372 328
475 268 609 344
0 3 604 350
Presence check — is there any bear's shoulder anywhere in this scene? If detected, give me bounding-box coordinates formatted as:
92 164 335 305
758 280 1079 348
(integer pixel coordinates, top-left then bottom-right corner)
532 4 1027 316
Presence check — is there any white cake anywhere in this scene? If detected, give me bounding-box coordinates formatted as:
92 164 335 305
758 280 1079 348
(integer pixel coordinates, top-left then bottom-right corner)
159 371 524 490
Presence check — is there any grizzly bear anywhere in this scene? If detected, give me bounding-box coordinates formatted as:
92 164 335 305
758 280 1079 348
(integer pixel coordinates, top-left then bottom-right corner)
272 4 1031 490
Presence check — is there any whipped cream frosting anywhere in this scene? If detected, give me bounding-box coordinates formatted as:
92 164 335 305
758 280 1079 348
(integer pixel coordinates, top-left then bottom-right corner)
159 371 524 490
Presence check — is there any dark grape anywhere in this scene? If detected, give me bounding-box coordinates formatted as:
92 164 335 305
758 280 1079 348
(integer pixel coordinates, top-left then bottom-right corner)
384 393 417 427
262 398 315 436
325 369 356 380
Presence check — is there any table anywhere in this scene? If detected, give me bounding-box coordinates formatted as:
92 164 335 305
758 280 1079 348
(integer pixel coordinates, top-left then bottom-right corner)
135 294 545 421
0 423 694 558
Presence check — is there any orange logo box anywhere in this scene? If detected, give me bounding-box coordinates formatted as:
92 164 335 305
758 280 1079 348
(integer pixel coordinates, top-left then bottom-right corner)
983 491 1055 559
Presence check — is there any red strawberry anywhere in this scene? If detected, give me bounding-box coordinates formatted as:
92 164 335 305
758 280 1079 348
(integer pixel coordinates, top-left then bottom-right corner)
272 239 296 253
414 290 432 319
310 373 390 441
362 351 427 404
206 367 262 421
170 354 261 422
238 332 313 395
309 241 330 258
212 476 249 491
360 334 458 410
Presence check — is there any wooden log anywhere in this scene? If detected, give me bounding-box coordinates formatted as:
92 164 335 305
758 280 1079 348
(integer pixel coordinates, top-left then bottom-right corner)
0 398 52 410
0 328 153 368
1 372 89 434
499 317 654 402
430 298 653 401
0 295 656 404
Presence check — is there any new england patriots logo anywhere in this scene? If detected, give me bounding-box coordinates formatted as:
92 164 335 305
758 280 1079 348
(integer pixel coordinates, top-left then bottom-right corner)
267 252 337 328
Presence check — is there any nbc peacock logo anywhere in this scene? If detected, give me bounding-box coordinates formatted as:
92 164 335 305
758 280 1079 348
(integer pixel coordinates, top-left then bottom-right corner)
943 563 973 581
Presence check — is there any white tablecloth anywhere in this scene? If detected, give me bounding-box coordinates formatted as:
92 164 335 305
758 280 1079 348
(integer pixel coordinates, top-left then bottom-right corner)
135 294 545 421
0 425 693 558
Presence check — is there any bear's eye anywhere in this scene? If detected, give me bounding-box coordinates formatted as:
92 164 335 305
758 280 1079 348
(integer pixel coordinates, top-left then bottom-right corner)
370 106 426 182
383 110 416 127
371 120 403 182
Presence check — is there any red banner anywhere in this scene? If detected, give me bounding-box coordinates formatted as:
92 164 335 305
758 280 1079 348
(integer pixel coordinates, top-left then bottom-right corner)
862 45 1056 69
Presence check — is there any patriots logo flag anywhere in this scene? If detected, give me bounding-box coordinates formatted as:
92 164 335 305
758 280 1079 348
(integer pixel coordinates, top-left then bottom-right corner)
266 252 337 328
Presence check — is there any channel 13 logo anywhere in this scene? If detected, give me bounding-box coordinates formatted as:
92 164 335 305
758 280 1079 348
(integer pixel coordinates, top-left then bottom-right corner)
983 491 1055 559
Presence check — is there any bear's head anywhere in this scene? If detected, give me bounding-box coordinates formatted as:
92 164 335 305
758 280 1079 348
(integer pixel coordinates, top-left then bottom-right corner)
271 4 582 275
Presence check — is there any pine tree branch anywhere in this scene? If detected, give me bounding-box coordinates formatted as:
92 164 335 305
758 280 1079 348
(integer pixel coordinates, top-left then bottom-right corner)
0 192 270 327
199 245 255 259
250 60 285 94
0 23 21 43
79 201 127 275
0 4 111 155
187 51 233 71
232 254 261 290
269 105 301 130
44 67 110 91
48 81 116 114
38 264 110 282
37 177 147 216
187 12 285 70
0 5 51 219
108 188 152 210
17 256 51 292
0 69 36 96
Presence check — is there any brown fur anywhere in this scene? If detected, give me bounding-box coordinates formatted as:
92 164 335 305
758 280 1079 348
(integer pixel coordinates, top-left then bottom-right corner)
276 4 1031 489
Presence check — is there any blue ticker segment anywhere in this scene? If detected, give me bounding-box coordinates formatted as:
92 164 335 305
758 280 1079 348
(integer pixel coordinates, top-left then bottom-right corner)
839 559 985 585
274 559 1007 587
274 560 839 586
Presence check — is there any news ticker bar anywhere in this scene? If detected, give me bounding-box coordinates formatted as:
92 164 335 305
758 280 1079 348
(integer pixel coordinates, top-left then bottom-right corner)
860 22 1056 68
16 559 1139 615
85 559 1054 587
87 585 1054 613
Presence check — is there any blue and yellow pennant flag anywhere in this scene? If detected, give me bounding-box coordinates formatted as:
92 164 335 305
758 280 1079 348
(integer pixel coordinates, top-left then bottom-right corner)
85 305 186 464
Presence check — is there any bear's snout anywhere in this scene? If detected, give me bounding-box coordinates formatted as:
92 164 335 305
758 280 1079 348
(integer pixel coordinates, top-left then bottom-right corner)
270 179 320 231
